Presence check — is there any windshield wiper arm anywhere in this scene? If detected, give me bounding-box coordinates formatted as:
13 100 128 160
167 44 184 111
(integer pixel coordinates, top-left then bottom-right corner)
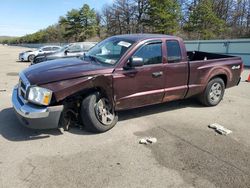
84 54 97 62
88 55 98 62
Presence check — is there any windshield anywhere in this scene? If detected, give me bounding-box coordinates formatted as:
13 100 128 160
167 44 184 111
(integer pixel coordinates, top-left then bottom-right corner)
85 38 134 66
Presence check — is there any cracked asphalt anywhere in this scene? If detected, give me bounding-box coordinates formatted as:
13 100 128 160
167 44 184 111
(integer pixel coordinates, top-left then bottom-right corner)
0 45 250 188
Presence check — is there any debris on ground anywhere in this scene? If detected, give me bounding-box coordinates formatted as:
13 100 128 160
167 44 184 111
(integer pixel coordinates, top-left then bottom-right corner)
147 137 157 143
208 123 232 135
139 138 148 144
139 137 157 144
0 89 6 92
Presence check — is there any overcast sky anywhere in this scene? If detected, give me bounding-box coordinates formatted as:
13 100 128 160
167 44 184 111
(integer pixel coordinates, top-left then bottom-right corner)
0 0 113 36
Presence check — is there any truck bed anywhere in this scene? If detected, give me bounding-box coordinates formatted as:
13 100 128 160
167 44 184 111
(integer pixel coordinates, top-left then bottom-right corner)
187 51 235 61
185 51 242 99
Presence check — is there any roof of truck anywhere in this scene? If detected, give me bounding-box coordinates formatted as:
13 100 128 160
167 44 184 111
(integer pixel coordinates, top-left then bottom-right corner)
111 34 178 42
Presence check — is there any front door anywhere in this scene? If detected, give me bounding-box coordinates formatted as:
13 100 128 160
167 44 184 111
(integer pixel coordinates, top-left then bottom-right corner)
113 41 165 110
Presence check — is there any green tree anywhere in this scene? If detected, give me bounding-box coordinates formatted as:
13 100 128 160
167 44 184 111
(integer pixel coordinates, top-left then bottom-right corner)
59 9 82 41
147 0 181 34
78 4 98 40
59 4 97 41
184 0 226 39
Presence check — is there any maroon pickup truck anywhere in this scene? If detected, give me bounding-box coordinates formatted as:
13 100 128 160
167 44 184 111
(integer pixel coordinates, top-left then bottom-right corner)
12 34 243 132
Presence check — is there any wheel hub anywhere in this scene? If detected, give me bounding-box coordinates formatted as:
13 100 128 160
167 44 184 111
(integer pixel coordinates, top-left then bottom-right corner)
209 83 222 102
95 98 114 125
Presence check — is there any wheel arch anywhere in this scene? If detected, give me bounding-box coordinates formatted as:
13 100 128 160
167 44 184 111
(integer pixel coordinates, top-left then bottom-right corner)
208 74 227 87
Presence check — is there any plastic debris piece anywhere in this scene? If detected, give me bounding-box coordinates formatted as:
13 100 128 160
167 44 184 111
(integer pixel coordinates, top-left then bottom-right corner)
208 123 232 135
139 138 148 144
139 137 157 144
147 137 157 144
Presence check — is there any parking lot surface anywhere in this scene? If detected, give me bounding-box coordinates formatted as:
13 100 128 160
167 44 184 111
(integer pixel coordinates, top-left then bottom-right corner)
0 45 250 188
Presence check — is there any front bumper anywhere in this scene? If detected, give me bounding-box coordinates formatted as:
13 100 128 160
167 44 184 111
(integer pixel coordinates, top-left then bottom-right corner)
12 87 63 129
19 54 27 61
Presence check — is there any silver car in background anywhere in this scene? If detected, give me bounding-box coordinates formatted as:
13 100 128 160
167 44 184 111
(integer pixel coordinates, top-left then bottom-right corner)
32 42 97 65
19 45 61 62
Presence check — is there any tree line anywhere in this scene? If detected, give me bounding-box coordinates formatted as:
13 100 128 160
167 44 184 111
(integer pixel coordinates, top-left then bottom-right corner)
2 0 250 44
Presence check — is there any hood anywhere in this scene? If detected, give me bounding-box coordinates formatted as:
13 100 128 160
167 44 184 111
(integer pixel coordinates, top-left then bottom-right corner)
20 50 33 54
23 58 114 85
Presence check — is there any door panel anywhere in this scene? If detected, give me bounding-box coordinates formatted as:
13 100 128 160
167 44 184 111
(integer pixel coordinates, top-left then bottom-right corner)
163 62 189 102
67 52 84 57
113 41 165 110
113 65 165 110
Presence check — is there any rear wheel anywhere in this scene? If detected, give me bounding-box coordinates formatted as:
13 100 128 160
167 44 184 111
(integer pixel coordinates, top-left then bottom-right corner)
81 92 118 133
199 78 225 106
28 55 35 62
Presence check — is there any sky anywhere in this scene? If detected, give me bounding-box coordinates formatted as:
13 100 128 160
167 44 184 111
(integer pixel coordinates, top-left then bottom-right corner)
0 0 113 37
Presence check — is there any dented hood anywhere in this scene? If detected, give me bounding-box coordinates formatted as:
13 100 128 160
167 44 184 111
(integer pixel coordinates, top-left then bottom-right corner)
23 57 114 85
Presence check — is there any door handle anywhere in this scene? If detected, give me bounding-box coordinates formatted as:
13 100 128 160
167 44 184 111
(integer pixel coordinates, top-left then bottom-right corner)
152 71 163 78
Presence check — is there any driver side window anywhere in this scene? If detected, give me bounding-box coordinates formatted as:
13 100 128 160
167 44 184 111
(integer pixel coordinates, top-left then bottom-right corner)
67 44 82 52
132 43 162 65
41 47 51 52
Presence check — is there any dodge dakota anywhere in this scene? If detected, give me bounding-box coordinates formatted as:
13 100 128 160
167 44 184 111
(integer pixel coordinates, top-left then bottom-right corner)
12 34 243 133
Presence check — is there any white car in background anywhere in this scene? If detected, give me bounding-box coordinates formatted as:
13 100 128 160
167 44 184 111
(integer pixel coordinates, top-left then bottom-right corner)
19 45 61 62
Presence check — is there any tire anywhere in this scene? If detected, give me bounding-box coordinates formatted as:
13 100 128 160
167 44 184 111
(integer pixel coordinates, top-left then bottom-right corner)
199 78 225 106
81 92 118 133
28 55 35 62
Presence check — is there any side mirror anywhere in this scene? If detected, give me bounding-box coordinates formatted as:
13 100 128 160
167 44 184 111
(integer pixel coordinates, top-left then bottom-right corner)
125 57 144 69
64 50 69 55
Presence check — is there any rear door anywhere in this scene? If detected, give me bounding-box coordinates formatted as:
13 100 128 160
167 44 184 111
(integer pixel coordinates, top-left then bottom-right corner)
163 40 189 102
113 41 165 110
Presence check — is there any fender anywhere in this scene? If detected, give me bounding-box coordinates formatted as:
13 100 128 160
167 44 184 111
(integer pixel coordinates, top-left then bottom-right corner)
41 74 114 105
199 65 231 90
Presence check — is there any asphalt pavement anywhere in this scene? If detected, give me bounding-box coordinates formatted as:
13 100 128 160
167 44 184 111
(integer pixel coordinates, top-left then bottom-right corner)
0 45 250 188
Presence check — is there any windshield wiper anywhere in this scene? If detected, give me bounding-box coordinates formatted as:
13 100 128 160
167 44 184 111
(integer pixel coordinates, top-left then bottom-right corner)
88 55 98 62
84 54 101 64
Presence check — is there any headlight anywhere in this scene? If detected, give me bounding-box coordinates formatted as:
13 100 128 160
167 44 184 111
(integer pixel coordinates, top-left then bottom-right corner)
28 86 52 106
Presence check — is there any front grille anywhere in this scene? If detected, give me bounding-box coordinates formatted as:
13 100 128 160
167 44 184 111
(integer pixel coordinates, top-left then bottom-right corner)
19 79 26 99
18 72 30 101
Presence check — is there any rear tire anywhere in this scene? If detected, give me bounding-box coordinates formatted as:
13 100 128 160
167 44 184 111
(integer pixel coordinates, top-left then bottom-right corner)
81 92 118 133
199 78 225 106
28 55 35 62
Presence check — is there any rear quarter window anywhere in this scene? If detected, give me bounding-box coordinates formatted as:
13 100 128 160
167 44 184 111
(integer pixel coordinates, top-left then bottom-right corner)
52 47 60 51
42 47 52 51
166 40 182 63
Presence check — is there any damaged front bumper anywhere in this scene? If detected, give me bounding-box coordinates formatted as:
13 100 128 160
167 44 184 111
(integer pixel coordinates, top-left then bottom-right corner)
12 87 63 129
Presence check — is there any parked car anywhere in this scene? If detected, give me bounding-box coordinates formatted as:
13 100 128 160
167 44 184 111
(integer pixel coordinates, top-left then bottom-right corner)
12 34 243 133
32 42 97 65
19 45 61 62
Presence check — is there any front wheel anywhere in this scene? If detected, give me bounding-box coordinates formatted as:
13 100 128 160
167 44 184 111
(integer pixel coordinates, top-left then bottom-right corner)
28 55 35 62
199 78 225 106
81 92 118 133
